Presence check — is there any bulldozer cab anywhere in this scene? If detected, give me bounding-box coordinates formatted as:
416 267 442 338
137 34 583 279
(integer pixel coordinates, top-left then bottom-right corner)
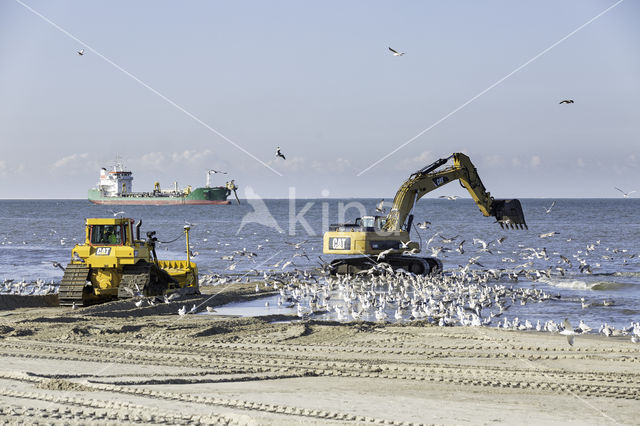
85 218 133 246
90 224 123 245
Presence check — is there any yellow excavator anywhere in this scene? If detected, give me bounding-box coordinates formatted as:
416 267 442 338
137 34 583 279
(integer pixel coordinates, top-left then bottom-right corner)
323 153 527 275
58 217 198 306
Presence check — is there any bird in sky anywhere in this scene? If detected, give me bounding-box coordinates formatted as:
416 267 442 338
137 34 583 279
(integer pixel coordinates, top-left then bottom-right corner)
77 49 84 56
388 47 405 56
439 195 459 200
416 221 431 230
376 199 385 213
275 147 286 160
559 99 574 104
544 201 556 214
614 187 636 198
111 210 126 217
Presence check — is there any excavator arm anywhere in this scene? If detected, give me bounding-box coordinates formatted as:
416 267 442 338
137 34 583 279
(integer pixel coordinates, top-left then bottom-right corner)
383 153 527 231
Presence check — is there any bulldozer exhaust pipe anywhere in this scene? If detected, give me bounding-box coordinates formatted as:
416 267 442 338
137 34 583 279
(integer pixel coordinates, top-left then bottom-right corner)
491 199 527 230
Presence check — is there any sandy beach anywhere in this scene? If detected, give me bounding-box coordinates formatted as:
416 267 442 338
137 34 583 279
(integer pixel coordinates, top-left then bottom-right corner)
0 283 638 425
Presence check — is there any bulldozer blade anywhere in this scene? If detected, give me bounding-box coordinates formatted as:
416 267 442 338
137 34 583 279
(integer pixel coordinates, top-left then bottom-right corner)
492 199 527 230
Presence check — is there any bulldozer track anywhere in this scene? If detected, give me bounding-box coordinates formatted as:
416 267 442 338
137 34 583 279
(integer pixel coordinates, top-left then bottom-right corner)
118 262 155 299
58 264 90 306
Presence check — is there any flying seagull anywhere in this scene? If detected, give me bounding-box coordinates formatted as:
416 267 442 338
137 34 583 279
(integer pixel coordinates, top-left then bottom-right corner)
560 318 577 346
275 146 286 160
388 47 405 56
544 201 556 214
614 187 636 198
77 49 84 56
51 261 65 271
376 199 385 213
439 195 459 201
559 99 574 104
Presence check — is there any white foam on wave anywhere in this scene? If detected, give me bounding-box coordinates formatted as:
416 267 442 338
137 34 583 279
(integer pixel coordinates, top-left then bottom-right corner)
540 278 632 291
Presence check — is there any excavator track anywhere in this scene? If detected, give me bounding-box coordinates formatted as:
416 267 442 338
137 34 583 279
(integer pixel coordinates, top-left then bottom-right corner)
58 264 91 306
330 256 442 276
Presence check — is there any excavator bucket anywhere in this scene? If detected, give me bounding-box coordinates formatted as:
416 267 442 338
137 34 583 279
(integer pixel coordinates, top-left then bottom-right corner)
491 199 528 230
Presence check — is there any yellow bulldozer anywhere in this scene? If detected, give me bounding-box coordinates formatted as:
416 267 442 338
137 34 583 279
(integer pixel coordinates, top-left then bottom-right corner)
58 217 198 306
323 153 527 275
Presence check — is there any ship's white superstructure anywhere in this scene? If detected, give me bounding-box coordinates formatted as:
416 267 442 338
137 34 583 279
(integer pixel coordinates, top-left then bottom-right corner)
97 162 133 197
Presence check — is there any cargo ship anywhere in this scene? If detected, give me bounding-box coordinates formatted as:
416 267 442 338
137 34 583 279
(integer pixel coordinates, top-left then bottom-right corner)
88 162 238 205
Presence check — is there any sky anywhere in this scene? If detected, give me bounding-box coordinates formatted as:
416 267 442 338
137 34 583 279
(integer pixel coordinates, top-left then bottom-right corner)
0 0 638 199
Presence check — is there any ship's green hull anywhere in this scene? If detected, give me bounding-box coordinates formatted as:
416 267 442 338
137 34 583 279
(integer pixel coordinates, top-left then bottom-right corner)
88 187 231 205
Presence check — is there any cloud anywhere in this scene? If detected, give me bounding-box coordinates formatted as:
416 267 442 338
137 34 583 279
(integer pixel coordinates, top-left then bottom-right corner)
267 156 305 172
483 155 503 167
530 155 541 169
52 153 89 169
171 149 213 163
398 151 433 170
140 151 166 168
311 157 352 174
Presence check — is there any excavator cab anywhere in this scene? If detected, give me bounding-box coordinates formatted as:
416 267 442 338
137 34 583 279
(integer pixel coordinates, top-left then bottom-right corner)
354 216 386 231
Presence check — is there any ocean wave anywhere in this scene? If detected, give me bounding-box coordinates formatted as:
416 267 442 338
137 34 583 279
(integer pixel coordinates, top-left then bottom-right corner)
613 271 640 278
540 278 634 291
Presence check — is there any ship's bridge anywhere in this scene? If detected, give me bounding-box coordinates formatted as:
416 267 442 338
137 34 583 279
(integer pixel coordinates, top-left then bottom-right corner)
98 163 134 196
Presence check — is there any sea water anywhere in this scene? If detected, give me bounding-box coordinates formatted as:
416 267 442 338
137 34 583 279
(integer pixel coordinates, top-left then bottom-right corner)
0 198 638 329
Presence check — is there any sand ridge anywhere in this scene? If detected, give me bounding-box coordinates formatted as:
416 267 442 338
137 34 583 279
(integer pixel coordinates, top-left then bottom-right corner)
0 284 639 425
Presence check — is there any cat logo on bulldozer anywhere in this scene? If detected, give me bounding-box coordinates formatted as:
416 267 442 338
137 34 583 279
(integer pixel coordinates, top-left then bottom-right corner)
95 247 111 256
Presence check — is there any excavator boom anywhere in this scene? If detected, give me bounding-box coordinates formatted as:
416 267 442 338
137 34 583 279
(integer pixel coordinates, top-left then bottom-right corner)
323 152 527 275
384 153 527 231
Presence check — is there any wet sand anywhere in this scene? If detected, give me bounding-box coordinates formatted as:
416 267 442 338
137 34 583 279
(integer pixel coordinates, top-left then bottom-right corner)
0 283 639 425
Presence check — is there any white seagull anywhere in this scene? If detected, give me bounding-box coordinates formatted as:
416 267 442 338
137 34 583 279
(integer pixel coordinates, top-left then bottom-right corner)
376 199 385 213
275 147 286 160
544 201 556 214
388 47 405 56
560 319 577 346
439 195 459 201
614 187 636 198
77 49 84 56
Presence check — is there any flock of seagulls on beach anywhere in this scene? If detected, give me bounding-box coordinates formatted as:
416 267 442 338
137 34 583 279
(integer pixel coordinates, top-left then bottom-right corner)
2 200 639 347
144 218 640 346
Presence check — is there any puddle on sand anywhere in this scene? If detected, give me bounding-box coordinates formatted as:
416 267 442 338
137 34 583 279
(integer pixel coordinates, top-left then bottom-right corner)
197 294 297 317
